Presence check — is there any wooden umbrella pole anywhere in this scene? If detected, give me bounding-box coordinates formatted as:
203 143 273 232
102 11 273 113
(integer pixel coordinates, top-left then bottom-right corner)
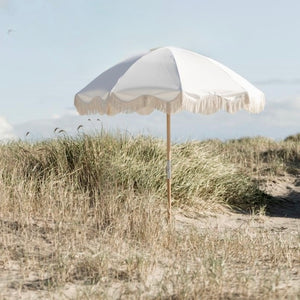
166 113 171 222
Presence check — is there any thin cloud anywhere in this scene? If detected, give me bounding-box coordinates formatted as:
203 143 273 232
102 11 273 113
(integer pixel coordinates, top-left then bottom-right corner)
255 78 300 85
12 95 300 142
51 108 78 119
0 116 16 141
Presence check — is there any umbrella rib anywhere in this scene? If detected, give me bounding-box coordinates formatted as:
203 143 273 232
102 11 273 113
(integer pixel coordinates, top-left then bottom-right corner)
168 47 183 110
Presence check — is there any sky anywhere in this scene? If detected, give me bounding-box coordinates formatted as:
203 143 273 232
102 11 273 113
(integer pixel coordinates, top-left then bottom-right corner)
0 0 299 142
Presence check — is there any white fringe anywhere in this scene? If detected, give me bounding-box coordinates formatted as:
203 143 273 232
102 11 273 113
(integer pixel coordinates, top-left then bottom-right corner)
74 91 265 116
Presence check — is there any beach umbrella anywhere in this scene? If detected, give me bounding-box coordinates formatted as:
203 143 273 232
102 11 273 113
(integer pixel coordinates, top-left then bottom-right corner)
74 46 265 221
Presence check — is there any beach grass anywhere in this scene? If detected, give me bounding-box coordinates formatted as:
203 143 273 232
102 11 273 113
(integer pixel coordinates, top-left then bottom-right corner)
0 132 299 299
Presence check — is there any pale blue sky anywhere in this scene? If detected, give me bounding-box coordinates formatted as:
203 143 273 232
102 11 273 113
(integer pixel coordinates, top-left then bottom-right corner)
0 0 299 140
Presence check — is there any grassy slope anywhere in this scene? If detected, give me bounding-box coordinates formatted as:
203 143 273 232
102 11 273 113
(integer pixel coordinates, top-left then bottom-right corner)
0 132 299 299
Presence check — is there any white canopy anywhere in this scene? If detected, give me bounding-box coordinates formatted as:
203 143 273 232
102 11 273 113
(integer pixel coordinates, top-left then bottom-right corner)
75 47 265 116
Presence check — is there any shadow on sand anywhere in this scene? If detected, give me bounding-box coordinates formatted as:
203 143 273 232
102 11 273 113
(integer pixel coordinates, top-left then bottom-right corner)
265 178 300 219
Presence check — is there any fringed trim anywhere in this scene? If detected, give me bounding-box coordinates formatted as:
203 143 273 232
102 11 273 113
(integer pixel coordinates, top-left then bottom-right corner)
74 91 265 116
